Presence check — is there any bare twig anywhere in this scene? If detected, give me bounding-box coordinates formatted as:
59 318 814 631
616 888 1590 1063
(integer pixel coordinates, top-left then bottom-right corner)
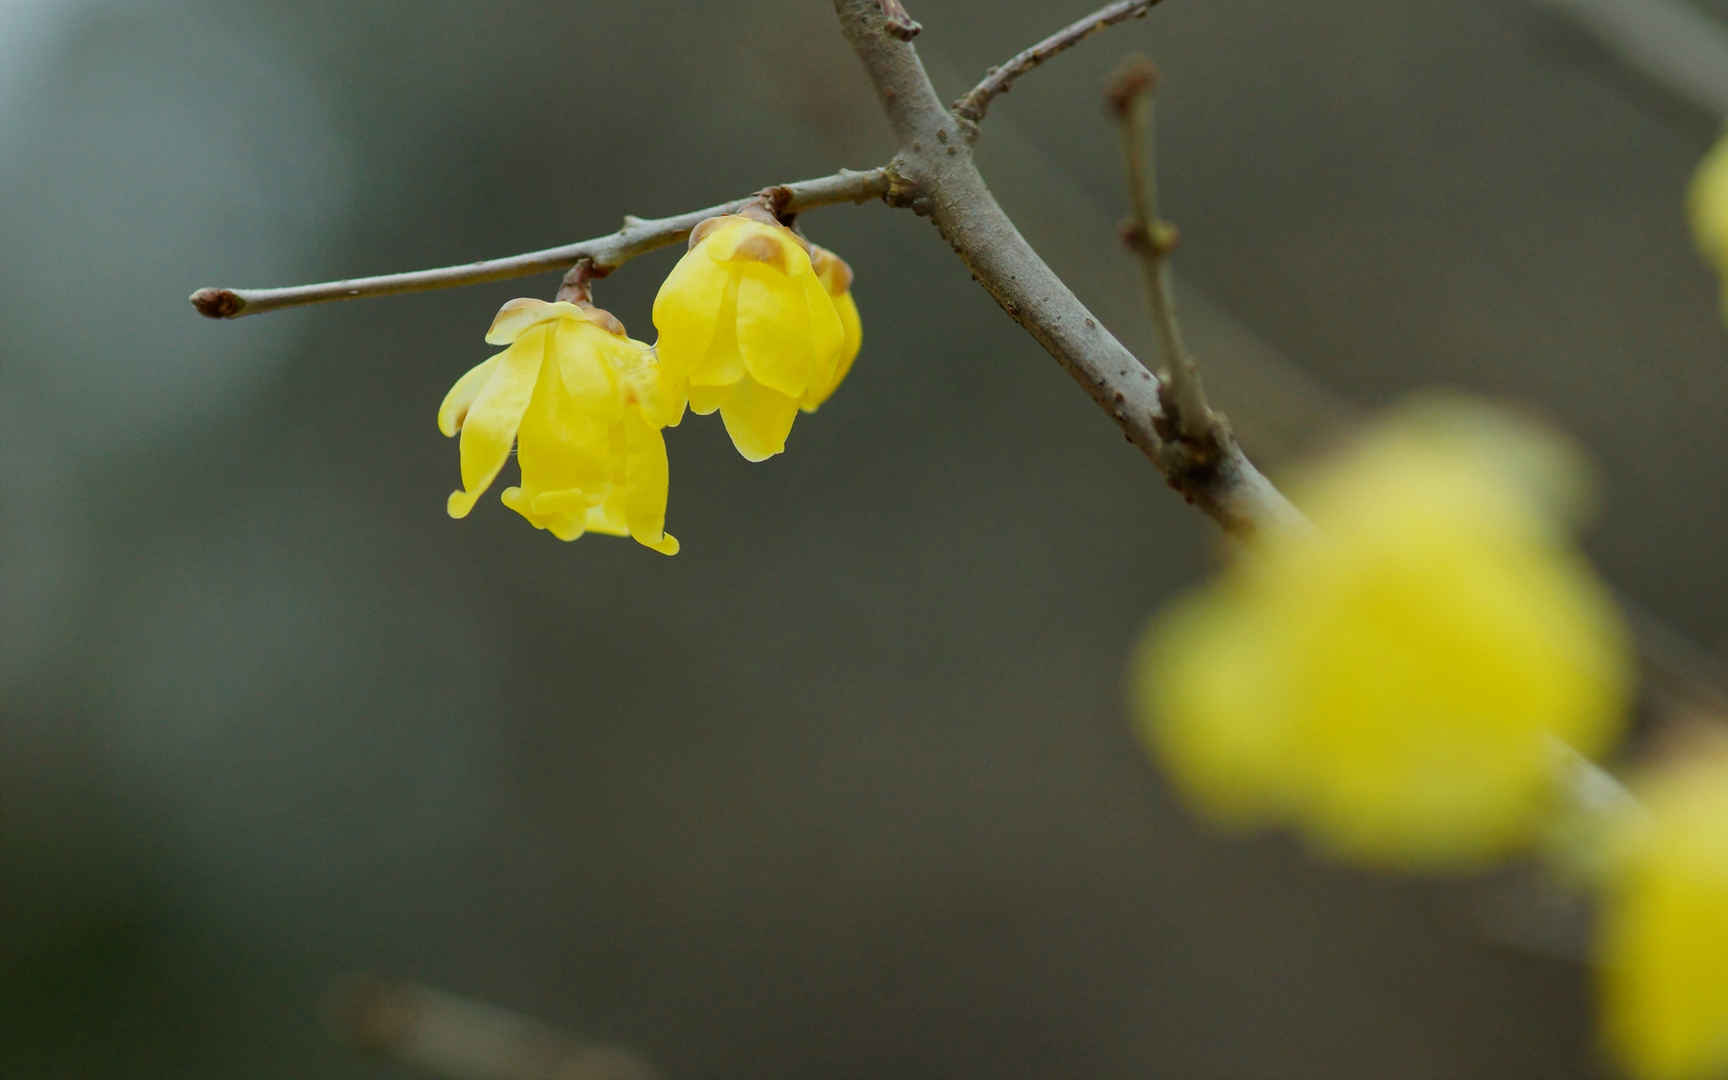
1535 0 1728 118
833 0 1303 539
325 975 657 1080
1108 56 1218 449
188 168 891 319
953 0 1161 127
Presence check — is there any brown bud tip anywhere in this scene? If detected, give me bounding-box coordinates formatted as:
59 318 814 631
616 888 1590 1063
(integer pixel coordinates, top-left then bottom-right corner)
688 215 730 249
728 233 791 272
879 0 921 39
1105 55 1161 116
735 199 783 228
189 287 242 318
754 185 795 221
581 304 628 337
810 247 854 294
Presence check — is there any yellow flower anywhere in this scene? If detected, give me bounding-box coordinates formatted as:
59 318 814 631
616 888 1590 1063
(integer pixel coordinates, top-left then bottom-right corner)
1689 132 1728 313
1130 397 1629 869
652 213 847 461
438 297 680 555
1598 746 1728 1080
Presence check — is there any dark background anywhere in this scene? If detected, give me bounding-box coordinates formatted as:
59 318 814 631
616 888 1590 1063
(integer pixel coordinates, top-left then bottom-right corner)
4 1 1727 1076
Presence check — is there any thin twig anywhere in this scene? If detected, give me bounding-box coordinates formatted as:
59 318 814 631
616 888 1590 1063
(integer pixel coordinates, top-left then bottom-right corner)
188 168 891 319
324 975 658 1080
1108 56 1217 448
1535 0 1728 118
953 0 1160 127
833 0 1304 539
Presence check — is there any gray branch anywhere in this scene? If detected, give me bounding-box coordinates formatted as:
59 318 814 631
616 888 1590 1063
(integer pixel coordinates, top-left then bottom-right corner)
834 0 1304 539
953 0 1162 127
188 168 891 319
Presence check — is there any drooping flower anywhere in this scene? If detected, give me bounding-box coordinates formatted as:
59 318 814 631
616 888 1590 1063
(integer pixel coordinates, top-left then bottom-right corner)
652 212 847 461
438 298 681 555
1130 396 1629 869
1598 745 1728 1080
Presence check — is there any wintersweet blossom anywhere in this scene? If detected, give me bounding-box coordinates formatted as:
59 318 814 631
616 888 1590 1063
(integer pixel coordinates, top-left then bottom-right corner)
439 298 681 555
1131 398 1629 868
1599 746 1728 1080
652 212 847 461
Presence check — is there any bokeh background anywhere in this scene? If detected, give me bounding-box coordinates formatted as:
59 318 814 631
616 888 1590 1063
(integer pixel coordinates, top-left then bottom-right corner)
5 0 1728 1076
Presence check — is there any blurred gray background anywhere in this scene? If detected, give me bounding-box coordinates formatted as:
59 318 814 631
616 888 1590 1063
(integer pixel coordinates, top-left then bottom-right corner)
5 0 1727 1076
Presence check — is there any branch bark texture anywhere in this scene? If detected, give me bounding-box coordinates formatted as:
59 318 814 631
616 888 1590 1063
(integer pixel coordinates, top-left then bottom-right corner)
835 0 1303 539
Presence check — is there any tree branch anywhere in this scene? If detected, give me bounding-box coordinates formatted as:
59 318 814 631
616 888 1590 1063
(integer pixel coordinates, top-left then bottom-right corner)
953 0 1161 128
1536 0 1728 118
834 0 1304 539
325 975 657 1080
188 168 892 320
1108 56 1219 449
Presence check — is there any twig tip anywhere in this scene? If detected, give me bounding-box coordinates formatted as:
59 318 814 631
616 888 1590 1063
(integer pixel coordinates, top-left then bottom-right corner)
189 287 243 319
1105 54 1161 115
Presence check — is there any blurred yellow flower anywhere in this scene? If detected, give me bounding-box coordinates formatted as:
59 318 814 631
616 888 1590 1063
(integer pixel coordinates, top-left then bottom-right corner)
438 297 680 555
1689 132 1728 314
1130 397 1629 868
1599 745 1728 1080
652 213 847 461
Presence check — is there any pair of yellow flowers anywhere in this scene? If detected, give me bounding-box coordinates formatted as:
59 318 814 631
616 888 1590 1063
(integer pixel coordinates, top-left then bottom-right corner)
436 212 862 555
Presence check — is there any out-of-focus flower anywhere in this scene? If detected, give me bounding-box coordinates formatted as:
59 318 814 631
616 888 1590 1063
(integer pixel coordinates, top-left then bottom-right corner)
652 212 847 461
1130 396 1629 869
1598 744 1728 1080
1688 133 1728 314
439 298 680 555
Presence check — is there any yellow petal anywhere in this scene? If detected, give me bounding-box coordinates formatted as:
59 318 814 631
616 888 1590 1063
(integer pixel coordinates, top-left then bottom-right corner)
811 289 863 410
612 341 684 429
1599 754 1728 1080
796 273 846 410
620 414 678 555
718 376 799 462
689 275 744 389
735 267 815 399
437 354 501 437
447 327 545 519
502 485 586 542
688 381 729 416
1132 588 1294 827
552 320 620 407
507 346 613 534
652 249 732 385
485 298 583 345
